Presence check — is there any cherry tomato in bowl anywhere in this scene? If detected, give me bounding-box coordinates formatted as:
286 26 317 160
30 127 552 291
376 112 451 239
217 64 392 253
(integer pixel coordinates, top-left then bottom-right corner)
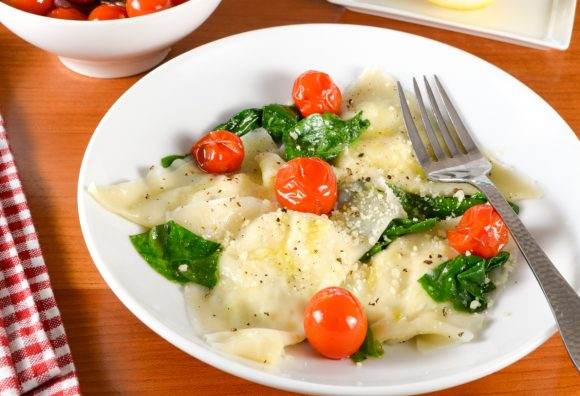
126 0 172 17
88 4 127 20
292 70 342 117
275 157 337 215
447 204 508 258
66 0 96 6
192 130 244 174
7 0 53 15
304 287 367 359
47 7 86 19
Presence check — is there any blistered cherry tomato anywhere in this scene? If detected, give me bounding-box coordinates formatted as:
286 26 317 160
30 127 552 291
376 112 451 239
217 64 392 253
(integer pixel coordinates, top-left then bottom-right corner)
47 6 86 19
7 0 53 15
192 130 244 174
304 287 367 359
275 157 337 215
88 4 126 19
126 0 171 17
292 70 342 117
447 204 508 258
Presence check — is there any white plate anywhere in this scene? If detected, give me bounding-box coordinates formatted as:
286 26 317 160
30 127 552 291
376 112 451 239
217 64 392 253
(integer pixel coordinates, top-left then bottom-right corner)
328 0 577 50
78 24 580 395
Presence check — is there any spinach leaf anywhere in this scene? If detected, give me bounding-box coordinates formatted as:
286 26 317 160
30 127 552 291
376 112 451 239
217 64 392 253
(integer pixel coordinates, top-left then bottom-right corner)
130 220 221 288
215 108 263 136
361 218 438 262
261 104 300 141
161 154 188 168
283 112 370 161
508 200 520 214
390 187 520 220
418 251 510 313
350 326 384 363
384 217 439 240
390 186 486 220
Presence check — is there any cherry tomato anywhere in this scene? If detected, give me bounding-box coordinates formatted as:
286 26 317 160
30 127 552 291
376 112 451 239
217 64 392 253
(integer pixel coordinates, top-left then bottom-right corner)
7 0 53 15
447 204 508 258
192 130 244 174
304 287 367 359
171 0 186 5
88 4 126 20
126 0 171 17
53 0 73 7
66 0 94 6
292 70 342 117
47 6 86 19
275 157 337 215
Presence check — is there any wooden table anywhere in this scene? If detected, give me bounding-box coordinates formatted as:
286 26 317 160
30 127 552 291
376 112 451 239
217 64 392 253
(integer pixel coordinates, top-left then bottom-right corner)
0 0 579 394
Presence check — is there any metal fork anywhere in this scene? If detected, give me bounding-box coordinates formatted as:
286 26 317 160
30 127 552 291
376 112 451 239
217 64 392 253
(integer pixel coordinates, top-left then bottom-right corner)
397 76 580 371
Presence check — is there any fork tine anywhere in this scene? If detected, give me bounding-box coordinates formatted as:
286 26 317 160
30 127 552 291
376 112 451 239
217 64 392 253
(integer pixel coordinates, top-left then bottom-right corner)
412 78 446 161
434 75 479 153
397 81 431 168
423 76 461 157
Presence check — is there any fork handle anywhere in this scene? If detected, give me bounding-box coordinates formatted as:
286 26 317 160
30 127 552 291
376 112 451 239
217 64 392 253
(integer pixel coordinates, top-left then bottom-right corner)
471 176 580 371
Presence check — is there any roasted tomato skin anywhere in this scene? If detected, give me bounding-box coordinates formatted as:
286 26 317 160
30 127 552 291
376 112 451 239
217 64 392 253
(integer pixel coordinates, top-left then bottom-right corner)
447 204 508 258
292 70 342 117
126 0 172 18
47 7 86 19
88 4 127 20
274 157 337 215
7 0 54 15
304 287 367 360
191 130 245 174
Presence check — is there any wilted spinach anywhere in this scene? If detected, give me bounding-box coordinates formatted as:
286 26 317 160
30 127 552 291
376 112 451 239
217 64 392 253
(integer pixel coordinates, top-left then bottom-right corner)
390 187 519 220
130 220 221 288
350 327 384 363
418 251 510 313
361 217 438 262
261 104 300 141
283 112 370 161
160 154 188 168
215 108 263 136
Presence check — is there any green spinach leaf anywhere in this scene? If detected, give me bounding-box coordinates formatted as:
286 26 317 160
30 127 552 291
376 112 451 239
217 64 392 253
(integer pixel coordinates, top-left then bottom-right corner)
130 220 221 288
215 108 263 136
161 154 188 168
261 104 300 141
418 251 510 313
350 326 384 363
390 187 520 220
361 218 438 262
384 217 439 240
390 186 486 220
283 112 370 161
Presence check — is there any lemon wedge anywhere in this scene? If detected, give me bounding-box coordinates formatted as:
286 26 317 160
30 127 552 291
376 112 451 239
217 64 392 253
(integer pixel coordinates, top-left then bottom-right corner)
429 0 494 10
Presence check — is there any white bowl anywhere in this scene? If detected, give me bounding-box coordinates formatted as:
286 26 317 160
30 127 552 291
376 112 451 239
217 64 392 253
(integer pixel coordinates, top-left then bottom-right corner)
0 0 221 78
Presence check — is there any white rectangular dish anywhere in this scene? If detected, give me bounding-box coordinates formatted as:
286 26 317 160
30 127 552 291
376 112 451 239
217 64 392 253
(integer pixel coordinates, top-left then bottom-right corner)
328 0 576 50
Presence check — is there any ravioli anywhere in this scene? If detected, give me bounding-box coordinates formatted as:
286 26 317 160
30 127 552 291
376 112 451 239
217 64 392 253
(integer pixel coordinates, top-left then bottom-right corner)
184 210 363 363
89 132 282 242
346 222 485 348
205 328 303 365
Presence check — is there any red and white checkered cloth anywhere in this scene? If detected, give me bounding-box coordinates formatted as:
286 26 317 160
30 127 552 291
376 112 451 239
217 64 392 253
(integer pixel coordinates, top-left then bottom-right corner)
0 116 80 395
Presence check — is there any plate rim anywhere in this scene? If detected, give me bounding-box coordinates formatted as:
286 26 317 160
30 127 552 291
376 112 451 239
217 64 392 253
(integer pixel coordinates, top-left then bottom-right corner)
77 23 577 395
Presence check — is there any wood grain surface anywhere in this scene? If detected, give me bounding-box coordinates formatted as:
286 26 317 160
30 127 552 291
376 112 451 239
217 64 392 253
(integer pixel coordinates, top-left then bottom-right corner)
0 0 579 394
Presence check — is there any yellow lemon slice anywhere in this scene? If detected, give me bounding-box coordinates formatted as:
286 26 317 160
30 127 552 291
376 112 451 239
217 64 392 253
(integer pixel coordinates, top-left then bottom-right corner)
429 0 494 10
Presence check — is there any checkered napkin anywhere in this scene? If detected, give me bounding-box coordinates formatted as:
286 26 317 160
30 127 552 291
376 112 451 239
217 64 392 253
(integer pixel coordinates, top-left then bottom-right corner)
0 116 80 395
